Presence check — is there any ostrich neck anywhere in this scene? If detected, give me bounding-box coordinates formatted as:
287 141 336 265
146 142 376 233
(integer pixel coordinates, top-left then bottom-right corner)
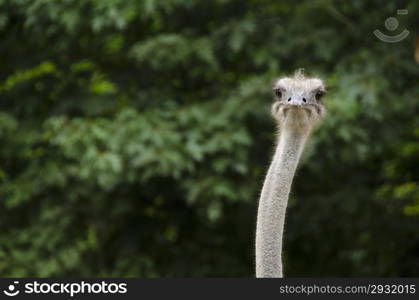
255 124 312 278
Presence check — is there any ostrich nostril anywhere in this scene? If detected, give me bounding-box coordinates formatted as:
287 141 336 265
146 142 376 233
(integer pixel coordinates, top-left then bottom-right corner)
287 97 291 102
302 98 306 103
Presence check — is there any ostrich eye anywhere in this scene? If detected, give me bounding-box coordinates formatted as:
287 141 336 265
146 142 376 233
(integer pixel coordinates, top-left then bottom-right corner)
274 88 282 98
315 90 325 101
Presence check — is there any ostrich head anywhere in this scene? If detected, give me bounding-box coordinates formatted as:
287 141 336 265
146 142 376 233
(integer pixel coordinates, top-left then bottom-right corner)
271 70 326 131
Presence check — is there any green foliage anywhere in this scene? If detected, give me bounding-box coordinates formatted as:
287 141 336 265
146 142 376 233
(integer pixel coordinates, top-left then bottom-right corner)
0 0 418 276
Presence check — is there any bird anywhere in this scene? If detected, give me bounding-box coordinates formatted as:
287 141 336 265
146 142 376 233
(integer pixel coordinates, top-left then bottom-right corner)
255 69 326 278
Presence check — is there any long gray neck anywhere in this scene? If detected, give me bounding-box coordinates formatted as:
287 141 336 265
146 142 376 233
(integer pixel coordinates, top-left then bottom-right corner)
255 125 311 278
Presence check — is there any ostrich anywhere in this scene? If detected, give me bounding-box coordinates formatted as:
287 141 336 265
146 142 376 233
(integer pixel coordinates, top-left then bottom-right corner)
255 70 326 278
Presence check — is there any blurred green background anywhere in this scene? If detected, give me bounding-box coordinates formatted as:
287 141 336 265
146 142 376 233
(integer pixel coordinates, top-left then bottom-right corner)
0 0 418 277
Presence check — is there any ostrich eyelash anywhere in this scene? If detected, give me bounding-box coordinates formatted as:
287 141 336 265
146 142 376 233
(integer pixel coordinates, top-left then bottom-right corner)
273 88 283 98
315 90 326 101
